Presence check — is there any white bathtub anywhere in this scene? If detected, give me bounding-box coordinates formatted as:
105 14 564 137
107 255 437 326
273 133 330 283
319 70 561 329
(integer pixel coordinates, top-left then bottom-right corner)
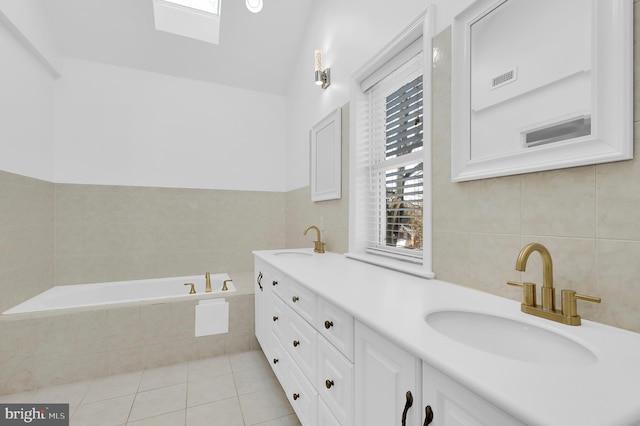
2 273 236 317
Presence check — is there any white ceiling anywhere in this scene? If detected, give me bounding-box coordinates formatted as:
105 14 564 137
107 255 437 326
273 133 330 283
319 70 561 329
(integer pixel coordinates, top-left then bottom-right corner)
43 0 314 95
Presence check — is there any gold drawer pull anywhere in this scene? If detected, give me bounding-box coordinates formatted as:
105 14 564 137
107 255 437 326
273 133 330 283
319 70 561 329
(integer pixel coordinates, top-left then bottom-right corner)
273 316 278 322
325 379 334 389
292 296 300 303
273 358 279 364
293 340 300 347
324 320 334 329
293 393 300 401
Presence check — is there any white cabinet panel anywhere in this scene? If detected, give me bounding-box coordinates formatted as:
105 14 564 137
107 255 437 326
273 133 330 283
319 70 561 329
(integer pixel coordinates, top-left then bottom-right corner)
422 362 524 426
317 335 354 425
318 398 342 426
355 321 421 426
286 304 318 384
288 360 319 426
317 296 354 362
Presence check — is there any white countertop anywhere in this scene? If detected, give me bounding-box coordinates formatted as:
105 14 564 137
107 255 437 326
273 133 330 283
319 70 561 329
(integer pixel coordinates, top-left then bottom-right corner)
254 248 640 426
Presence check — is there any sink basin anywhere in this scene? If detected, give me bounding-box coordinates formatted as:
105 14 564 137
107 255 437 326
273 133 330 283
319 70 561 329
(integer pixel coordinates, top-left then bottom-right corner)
273 251 313 257
425 310 597 366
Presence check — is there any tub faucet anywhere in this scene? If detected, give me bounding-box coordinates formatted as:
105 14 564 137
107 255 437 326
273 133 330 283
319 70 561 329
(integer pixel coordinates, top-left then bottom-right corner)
205 272 212 292
303 225 325 253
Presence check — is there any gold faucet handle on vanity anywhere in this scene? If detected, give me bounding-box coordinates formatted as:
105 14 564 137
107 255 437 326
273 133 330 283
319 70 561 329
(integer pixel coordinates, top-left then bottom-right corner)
313 240 326 254
561 290 601 325
507 281 537 307
184 283 196 294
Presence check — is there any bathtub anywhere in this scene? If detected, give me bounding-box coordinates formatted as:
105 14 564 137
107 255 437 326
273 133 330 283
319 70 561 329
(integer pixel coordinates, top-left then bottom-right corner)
2 273 236 317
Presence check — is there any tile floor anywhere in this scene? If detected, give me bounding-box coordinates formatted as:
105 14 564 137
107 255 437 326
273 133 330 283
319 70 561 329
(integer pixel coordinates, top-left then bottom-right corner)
0 350 301 426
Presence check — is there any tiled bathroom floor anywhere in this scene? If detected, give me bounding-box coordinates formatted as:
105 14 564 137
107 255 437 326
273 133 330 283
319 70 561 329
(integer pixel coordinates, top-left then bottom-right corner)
0 350 301 426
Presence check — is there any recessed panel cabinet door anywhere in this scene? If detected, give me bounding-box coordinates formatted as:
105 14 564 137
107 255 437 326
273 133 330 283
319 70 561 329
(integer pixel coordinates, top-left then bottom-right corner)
355 321 421 426
422 362 525 426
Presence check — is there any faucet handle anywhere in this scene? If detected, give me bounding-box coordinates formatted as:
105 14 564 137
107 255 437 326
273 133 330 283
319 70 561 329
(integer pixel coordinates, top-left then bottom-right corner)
184 283 196 294
561 290 601 321
507 281 537 307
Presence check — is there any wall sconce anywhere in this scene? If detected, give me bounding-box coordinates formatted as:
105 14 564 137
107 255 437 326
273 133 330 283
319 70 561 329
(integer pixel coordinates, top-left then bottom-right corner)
314 49 330 89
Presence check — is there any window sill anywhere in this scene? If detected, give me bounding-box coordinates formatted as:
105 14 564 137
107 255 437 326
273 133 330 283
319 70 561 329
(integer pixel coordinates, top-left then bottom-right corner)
344 252 435 279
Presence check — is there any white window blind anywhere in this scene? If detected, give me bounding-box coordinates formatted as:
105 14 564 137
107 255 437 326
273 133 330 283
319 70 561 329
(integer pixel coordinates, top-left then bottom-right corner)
364 49 425 262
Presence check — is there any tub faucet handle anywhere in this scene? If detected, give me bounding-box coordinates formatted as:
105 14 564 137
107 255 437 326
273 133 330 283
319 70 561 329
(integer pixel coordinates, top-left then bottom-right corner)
184 283 196 294
205 272 212 292
222 279 232 291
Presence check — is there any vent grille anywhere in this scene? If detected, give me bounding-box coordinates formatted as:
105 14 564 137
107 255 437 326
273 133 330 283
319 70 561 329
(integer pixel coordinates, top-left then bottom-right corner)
491 68 517 89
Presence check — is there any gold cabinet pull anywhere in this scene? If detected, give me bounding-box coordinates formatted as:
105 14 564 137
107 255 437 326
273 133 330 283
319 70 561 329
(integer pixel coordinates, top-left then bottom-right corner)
325 379 334 389
272 316 278 322
273 358 279 364
184 283 196 294
292 296 300 303
423 405 434 425
401 390 413 426
293 393 300 401
324 320 334 329
293 340 300 347
272 280 278 286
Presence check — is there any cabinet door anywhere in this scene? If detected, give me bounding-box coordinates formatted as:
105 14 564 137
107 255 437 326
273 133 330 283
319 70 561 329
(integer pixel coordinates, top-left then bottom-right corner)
355 321 421 426
422 362 524 426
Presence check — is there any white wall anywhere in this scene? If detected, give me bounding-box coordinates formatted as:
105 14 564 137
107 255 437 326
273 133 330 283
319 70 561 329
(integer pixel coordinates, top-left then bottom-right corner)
283 0 476 191
54 58 287 191
0 14 56 181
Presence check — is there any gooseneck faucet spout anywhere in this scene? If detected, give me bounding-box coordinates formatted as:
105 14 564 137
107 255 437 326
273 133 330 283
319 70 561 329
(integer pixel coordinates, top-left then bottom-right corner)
515 243 554 311
303 225 326 253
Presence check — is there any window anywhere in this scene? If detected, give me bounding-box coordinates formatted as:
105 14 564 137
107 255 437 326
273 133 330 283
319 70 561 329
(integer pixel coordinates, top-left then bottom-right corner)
153 0 221 45
348 10 433 278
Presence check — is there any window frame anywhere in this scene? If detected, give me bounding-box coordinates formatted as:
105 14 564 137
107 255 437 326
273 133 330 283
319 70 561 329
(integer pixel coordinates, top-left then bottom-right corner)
347 7 434 278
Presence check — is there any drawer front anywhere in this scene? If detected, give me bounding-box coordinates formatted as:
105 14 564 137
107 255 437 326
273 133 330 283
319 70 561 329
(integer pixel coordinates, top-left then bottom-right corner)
317 297 354 362
318 398 342 426
269 331 290 391
286 279 317 324
288 360 318 426
270 270 286 298
270 294 288 344
317 335 354 426
286 305 318 383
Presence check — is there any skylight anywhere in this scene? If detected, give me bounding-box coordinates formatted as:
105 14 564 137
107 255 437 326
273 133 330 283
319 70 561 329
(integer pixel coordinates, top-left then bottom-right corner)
153 0 221 45
163 0 219 15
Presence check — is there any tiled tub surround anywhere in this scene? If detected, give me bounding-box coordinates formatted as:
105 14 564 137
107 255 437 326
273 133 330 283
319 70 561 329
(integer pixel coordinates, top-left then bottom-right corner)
55 184 286 288
0 273 257 396
0 170 55 317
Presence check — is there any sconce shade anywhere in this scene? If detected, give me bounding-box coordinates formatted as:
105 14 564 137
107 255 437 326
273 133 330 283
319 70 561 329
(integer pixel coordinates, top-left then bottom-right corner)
314 49 330 89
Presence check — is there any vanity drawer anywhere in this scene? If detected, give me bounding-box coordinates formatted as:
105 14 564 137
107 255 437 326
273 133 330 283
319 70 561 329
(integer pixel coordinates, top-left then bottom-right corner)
318 398 342 426
270 294 288 344
270 270 286 298
269 331 290 391
286 279 317 324
317 335 354 426
317 297 354 362
288 359 318 426
286 304 318 383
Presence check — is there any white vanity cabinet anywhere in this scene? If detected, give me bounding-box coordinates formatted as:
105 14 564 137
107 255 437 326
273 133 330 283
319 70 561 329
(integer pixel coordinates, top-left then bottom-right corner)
255 258 355 425
355 321 422 426
421 362 524 426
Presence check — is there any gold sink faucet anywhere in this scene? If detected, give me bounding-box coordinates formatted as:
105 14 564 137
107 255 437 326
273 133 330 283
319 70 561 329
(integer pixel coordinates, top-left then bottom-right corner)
303 225 325 253
515 242 555 311
205 272 212 292
507 243 601 325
